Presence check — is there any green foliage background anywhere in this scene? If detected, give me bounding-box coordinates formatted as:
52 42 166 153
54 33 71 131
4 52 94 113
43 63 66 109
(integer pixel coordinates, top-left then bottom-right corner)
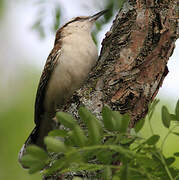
140 101 179 168
0 68 41 180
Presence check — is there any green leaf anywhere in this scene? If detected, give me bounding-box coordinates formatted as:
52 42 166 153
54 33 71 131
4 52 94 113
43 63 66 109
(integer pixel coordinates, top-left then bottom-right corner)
111 111 129 132
78 107 102 145
120 136 134 145
21 155 40 167
44 136 67 153
72 126 87 147
57 112 87 147
136 156 158 168
102 106 116 131
66 150 83 164
145 135 160 145
165 157 175 166
83 145 133 159
175 100 179 121
21 154 46 173
120 164 128 180
161 106 171 128
174 152 179 157
29 161 45 174
170 114 177 121
48 129 68 137
103 166 112 180
65 131 77 146
56 112 77 129
134 118 145 133
172 132 179 136
26 145 48 160
102 106 130 132
175 175 179 180
120 113 130 133
111 111 123 131
82 149 96 162
56 112 87 147
103 145 133 159
130 128 137 136
45 158 65 175
96 150 114 164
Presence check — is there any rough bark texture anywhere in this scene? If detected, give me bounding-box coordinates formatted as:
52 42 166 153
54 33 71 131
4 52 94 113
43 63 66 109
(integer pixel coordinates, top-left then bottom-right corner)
44 0 178 179
62 0 178 126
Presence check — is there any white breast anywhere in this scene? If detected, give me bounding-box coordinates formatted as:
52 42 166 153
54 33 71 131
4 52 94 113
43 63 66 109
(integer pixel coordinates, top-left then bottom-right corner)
44 31 98 113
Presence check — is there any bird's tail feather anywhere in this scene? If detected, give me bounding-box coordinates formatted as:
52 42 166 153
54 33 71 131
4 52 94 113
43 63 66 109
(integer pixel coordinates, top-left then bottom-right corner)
18 126 40 167
18 113 54 168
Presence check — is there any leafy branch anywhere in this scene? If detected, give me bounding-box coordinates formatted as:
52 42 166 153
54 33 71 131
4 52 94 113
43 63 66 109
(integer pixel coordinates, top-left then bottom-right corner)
21 100 179 179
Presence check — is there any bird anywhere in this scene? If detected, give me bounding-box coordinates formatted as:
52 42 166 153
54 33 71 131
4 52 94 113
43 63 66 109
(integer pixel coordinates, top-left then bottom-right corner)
18 10 108 164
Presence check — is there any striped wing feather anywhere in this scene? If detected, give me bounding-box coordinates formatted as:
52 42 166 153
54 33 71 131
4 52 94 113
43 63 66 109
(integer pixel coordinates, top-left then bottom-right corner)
34 29 62 125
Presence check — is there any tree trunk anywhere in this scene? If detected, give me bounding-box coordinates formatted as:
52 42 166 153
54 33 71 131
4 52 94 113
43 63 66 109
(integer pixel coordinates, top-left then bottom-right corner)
61 0 178 127
44 0 178 179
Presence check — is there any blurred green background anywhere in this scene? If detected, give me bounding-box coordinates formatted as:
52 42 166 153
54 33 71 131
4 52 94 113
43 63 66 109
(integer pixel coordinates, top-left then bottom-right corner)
0 0 178 179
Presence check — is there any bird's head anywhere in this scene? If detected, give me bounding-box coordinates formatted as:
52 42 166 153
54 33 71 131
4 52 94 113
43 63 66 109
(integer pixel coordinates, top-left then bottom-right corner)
61 10 108 33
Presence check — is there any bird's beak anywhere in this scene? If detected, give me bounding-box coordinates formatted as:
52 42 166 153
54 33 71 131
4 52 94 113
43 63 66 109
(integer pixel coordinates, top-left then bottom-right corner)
89 9 108 22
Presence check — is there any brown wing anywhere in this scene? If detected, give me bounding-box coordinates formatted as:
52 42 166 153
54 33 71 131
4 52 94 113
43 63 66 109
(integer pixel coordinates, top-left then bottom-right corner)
34 29 63 125
34 50 59 125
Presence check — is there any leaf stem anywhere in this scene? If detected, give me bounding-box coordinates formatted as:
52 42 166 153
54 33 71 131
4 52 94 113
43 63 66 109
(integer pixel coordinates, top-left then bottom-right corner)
148 116 154 135
161 126 176 152
158 151 174 180
66 144 135 159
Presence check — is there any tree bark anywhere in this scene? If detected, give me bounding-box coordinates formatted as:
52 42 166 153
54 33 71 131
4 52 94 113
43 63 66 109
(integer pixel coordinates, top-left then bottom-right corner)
44 0 178 179
62 0 178 126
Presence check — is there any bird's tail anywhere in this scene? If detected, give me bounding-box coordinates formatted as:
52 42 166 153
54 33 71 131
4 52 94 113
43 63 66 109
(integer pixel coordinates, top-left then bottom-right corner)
18 113 54 168
18 126 40 167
